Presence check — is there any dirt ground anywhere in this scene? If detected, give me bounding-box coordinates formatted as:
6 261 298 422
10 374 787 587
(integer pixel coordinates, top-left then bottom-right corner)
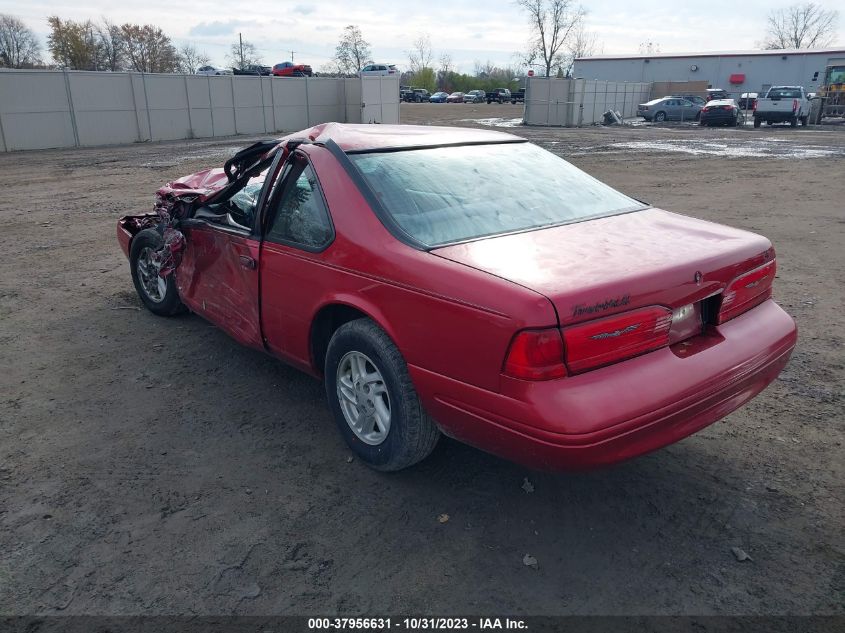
1 103 843 617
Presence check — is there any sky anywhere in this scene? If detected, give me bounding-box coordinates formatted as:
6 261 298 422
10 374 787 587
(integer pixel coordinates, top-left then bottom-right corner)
3 0 845 72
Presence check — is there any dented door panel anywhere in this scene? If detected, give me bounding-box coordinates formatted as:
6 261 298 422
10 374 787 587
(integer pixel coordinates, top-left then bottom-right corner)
176 224 263 350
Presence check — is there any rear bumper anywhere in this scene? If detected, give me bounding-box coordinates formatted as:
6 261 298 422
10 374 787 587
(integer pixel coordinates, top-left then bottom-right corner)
757 111 797 122
701 111 737 123
410 300 797 470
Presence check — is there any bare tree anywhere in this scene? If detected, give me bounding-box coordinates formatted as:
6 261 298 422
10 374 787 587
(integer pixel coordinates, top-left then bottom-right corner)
334 25 371 74
763 2 838 49
120 24 179 73
408 33 433 73
226 39 260 70
562 23 599 76
0 14 41 68
438 52 453 89
516 0 585 77
473 59 495 77
178 43 210 74
95 19 124 71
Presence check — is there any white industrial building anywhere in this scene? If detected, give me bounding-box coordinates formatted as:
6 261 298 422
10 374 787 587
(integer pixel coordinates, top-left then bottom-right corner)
573 48 845 95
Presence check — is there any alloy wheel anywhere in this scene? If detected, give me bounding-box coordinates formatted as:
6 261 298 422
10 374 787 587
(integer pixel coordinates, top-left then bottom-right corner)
336 351 391 445
136 246 167 303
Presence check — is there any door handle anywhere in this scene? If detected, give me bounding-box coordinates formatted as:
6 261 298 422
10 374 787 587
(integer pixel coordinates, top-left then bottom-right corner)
239 255 256 270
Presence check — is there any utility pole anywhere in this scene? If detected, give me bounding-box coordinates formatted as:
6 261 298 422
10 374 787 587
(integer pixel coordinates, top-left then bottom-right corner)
239 32 244 68
290 50 296 62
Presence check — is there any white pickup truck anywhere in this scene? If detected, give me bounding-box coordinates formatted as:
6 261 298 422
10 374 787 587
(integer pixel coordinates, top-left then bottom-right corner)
753 86 810 127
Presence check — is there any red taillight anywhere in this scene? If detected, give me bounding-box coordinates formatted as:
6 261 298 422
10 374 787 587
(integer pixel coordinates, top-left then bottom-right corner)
792 99 799 112
722 105 733 110
718 260 776 324
753 99 757 112
503 329 567 380
562 307 673 374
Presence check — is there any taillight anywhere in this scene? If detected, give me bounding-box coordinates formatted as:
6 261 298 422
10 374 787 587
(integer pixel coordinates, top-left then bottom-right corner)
722 105 733 110
753 99 757 112
503 329 567 380
718 260 776 324
562 307 673 374
792 99 798 112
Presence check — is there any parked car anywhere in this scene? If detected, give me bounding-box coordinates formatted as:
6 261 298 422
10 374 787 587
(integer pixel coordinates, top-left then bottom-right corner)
233 65 272 76
400 85 412 100
360 63 399 76
272 61 313 77
510 89 526 104
117 122 796 472
463 90 485 103
669 94 705 106
636 97 702 122
738 92 758 109
403 89 430 103
753 86 810 127
705 88 729 101
196 65 232 76
446 92 465 103
700 99 742 126
486 88 511 104
429 91 449 103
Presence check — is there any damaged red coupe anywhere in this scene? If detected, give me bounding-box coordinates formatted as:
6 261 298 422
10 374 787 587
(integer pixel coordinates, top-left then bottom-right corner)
117 123 797 471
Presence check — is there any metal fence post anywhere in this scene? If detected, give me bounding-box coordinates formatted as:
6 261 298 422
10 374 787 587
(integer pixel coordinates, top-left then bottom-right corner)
622 82 627 119
128 73 142 142
63 69 80 147
0 108 6 152
141 72 153 141
183 74 194 138
230 74 237 134
259 76 268 133
305 75 311 127
207 76 216 137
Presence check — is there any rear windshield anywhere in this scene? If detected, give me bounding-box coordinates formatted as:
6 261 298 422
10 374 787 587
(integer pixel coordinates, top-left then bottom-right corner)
767 88 802 98
349 143 645 247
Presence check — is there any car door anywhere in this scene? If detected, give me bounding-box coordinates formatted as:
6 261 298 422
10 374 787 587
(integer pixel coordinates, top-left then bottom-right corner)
175 156 285 351
259 151 335 369
679 99 697 121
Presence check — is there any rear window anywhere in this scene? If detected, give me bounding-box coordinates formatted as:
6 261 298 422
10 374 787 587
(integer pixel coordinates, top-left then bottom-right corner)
349 143 645 247
767 88 802 98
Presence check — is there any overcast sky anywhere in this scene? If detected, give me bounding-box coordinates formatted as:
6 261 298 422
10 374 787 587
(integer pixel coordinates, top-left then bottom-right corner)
4 0 844 71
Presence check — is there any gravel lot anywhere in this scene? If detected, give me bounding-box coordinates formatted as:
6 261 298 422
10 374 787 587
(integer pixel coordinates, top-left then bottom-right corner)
1 103 842 616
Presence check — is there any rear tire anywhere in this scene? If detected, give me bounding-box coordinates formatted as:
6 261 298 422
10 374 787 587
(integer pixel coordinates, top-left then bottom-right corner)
129 229 185 316
753 117 761 128
654 111 666 122
790 117 798 127
324 319 440 471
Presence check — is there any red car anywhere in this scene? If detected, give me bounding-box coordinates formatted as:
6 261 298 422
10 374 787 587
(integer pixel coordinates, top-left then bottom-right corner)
272 61 312 77
117 123 797 472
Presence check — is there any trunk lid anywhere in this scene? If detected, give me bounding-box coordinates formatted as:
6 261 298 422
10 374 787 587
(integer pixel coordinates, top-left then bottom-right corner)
432 208 773 326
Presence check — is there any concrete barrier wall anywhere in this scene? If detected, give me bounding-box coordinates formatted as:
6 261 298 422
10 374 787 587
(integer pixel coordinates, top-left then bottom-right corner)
0 70 400 151
524 78 651 126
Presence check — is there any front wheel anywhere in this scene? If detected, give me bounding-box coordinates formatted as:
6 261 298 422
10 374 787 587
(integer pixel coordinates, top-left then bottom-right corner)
324 319 440 471
129 229 185 316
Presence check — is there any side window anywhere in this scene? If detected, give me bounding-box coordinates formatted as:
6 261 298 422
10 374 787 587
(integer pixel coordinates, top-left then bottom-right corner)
362 65 372 72
266 157 333 249
205 170 267 230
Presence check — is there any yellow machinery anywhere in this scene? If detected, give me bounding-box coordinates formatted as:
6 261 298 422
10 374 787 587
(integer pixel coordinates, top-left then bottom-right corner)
815 63 845 122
